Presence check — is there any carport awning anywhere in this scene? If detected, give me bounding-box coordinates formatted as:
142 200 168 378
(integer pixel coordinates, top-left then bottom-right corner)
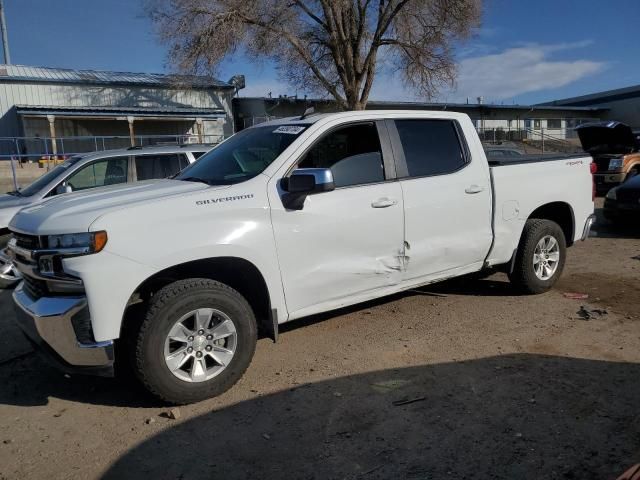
15 104 226 121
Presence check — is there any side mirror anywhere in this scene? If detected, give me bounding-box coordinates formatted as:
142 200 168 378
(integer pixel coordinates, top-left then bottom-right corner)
56 182 73 195
281 168 335 210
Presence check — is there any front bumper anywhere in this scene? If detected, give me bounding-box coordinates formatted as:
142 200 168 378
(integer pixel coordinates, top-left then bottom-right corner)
12 283 114 376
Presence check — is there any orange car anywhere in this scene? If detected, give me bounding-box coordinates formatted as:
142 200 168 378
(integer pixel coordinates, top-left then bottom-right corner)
577 121 640 193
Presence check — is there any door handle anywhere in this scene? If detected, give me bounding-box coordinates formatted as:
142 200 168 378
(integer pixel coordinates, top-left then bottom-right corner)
371 197 398 208
465 185 485 194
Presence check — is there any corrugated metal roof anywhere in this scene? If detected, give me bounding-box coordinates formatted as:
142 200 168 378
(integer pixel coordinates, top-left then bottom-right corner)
539 84 640 107
15 104 226 118
0 64 233 89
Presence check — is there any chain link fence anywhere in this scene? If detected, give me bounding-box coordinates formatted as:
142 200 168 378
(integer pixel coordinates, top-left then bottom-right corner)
1 134 225 193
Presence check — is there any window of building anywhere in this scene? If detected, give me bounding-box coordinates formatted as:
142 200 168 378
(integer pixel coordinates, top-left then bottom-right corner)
297 123 384 188
547 119 562 129
394 119 467 178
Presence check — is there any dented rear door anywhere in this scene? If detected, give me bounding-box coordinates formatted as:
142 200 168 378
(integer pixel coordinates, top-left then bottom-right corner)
389 118 493 282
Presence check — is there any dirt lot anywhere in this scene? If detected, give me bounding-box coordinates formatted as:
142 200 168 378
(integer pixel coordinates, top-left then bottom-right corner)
0 200 639 480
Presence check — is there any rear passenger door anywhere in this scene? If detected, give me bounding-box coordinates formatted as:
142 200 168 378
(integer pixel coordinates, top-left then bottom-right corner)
134 153 190 181
389 118 493 282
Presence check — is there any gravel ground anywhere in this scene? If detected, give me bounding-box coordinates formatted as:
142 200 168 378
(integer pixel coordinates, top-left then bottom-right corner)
0 199 639 480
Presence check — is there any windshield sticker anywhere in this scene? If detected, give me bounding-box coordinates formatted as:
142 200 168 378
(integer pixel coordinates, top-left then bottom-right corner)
273 126 305 135
196 193 254 206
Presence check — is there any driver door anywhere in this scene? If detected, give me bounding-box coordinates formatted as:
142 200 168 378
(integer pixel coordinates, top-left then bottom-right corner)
269 121 405 319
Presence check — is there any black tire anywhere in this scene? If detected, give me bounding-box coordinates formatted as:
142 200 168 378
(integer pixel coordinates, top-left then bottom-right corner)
134 278 257 404
508 219 567 294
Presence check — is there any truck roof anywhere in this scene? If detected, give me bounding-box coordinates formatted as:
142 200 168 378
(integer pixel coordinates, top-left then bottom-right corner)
256 109 472 128
69 143 214 162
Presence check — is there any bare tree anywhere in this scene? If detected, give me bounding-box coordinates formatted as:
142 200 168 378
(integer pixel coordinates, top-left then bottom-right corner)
146 0 481 110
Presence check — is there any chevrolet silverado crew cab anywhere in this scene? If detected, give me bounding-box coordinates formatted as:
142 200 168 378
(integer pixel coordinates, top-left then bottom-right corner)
7 111 595 404
0 144 210 288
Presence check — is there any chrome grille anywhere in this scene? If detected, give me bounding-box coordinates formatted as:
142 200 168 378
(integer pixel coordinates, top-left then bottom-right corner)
22 275 48 300
12 232 41 250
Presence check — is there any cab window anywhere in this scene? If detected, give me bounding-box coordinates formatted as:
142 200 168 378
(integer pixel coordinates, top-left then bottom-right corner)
297 123 384 188
394 120 466 178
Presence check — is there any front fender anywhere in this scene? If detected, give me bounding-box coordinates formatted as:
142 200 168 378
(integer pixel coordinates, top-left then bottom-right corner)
71 178 286 341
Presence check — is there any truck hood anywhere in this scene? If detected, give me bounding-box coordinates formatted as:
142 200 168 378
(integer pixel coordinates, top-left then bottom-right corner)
576 121 637 154
9 179 220 235
0 194 33 229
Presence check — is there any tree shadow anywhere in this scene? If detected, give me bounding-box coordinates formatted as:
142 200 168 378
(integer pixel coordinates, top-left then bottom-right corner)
101 354 640 480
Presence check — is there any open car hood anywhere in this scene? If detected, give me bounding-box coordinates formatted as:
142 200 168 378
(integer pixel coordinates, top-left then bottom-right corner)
576 121 637 154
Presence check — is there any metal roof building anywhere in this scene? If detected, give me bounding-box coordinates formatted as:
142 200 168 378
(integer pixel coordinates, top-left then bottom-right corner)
0 64 236 158
233 96 607 143
540 84 640 129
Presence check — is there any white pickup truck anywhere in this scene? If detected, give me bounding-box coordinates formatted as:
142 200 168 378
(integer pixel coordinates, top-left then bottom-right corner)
7 111 595 404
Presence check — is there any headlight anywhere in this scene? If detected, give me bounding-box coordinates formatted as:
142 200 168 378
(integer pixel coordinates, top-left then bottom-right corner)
47 231 108 253
608 158 624 170
605 188 617 200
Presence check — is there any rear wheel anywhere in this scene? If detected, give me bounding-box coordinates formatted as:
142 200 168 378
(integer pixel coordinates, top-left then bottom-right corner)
508 219 566 294
134 278 257 404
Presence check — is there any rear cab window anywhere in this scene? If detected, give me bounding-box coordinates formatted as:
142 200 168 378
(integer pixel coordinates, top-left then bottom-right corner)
394 119 468 178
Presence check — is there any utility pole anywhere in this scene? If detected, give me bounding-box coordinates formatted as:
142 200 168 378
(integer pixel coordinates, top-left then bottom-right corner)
0 0 10 64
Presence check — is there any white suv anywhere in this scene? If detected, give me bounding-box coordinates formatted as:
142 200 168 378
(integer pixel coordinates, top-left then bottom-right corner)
0 144 211 287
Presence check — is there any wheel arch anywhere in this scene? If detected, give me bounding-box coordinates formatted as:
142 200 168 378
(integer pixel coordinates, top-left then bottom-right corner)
526 201 575 246
122 257 276 341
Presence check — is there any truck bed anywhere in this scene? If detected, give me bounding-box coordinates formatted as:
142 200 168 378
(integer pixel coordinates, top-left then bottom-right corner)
487 153 588 167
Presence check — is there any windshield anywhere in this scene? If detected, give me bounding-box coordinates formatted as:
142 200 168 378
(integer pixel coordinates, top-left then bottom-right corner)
18 156 84 197
176 125 307 185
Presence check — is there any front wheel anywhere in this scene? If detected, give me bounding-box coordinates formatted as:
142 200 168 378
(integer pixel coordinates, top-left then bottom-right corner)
508 219 566 294
134 278 257 404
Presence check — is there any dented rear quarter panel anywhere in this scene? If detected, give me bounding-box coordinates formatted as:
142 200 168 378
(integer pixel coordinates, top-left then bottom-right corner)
488 157 595 266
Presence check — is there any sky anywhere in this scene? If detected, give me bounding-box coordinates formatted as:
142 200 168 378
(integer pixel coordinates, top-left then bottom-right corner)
3 0 639 105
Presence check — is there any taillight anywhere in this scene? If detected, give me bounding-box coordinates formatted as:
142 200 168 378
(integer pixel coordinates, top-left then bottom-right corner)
590 162 596 200
590 162 597 174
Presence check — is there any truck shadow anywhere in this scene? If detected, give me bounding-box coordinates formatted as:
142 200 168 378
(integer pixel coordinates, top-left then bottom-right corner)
0 276 528 410
591 206 640 239
101 354 640 480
